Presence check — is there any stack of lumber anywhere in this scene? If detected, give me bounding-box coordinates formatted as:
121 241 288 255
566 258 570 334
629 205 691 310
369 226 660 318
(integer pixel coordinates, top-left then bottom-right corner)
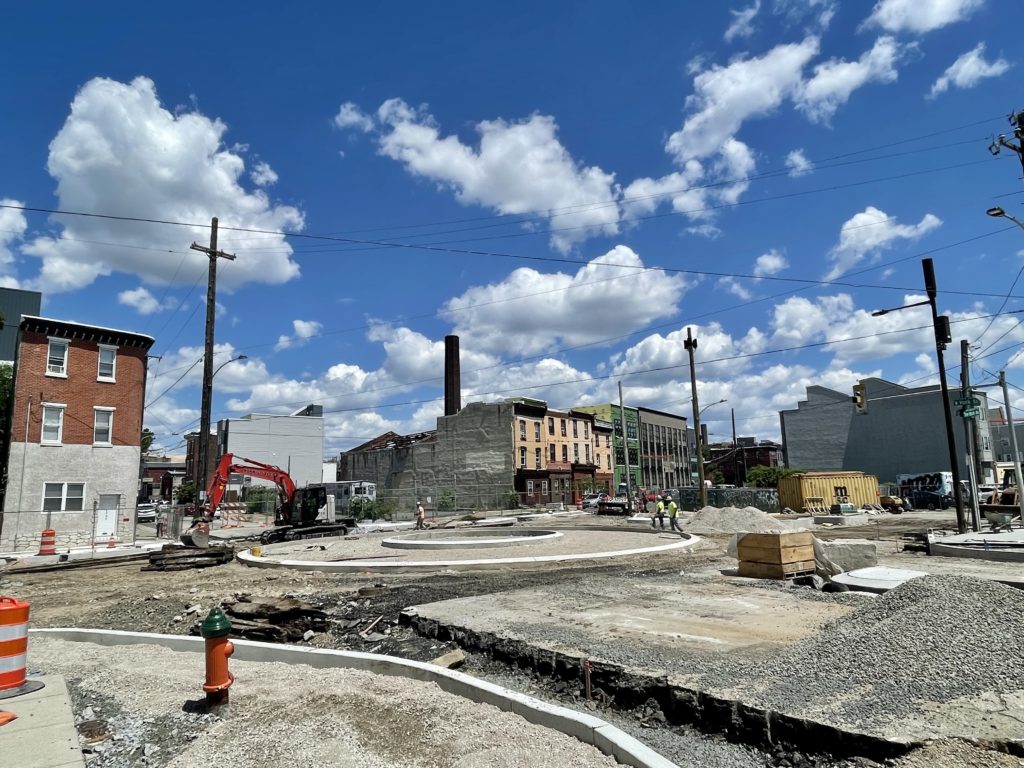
736 531 815 580
143 544 235 571
209 595 329 642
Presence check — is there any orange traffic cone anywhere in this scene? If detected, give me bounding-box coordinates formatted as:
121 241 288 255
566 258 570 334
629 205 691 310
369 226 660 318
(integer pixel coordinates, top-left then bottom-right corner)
106 536 117 549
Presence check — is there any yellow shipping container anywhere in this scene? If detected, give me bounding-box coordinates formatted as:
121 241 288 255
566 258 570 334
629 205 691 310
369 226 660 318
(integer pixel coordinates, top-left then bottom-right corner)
778 471 880 513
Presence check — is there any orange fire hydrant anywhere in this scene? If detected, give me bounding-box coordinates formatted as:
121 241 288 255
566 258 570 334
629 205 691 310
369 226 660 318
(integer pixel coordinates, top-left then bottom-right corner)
200 606 234 712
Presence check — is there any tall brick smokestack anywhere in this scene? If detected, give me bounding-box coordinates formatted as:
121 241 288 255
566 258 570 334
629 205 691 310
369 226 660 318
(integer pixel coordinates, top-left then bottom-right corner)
444 334 461 416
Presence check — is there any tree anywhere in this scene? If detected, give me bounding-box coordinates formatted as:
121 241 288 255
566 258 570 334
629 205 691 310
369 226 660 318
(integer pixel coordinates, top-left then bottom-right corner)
0 363 12 443
175 481 197 505
141 428 155 454
746 465 800 489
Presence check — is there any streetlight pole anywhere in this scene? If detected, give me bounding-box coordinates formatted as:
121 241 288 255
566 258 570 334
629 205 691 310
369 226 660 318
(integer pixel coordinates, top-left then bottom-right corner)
999 370 1024 522
685 328 707 507
871 258 966 533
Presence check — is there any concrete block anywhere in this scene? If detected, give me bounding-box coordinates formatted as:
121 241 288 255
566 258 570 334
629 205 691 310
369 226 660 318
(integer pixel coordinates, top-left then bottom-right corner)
593 724 679 768
812 514 868 527
814 538 877 575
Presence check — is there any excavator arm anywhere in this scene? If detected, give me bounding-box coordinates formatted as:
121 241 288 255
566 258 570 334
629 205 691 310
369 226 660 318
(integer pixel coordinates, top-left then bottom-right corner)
202 453 297 520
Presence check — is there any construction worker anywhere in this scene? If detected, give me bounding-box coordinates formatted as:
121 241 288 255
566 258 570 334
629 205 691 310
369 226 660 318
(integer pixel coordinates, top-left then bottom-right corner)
659 494 680 532
415 500 426 530
650 494 665 530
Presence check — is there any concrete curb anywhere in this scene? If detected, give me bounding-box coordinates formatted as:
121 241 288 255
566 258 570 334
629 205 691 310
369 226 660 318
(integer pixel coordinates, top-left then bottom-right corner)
237 533 700 573
30 628 678 768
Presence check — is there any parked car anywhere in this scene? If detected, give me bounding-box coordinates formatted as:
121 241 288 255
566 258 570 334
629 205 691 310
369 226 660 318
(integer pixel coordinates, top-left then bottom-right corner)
136 503 158 523
906 489 952 510
582 492 609 509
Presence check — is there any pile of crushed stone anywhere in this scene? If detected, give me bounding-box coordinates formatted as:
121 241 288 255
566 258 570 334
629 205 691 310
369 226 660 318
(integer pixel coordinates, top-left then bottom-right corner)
722 575 1024 730
683 505 804 534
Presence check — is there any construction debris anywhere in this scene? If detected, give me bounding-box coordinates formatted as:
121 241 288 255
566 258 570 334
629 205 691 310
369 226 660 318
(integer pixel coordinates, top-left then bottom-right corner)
430 649 466 669
685 506 805 534
143 544 234 572
197 595 329 643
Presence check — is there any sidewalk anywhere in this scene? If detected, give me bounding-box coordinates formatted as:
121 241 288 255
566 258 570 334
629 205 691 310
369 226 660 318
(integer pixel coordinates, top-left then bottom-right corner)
1 538 167 571
0 675 84 768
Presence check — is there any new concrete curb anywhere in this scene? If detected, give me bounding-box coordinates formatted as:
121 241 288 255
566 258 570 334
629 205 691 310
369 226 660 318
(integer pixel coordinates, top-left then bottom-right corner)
237 533 700 573
30 628 677 768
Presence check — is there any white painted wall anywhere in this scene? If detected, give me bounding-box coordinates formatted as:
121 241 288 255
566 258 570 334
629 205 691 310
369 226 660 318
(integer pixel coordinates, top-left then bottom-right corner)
219 413 324 488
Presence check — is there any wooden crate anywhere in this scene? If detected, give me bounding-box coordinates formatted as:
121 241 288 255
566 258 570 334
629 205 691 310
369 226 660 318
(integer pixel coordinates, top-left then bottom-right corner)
737 559 817 580
736 531 815 580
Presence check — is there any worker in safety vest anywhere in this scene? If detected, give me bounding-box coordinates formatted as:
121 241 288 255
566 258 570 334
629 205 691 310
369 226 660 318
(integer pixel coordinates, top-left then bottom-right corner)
658 494 680 533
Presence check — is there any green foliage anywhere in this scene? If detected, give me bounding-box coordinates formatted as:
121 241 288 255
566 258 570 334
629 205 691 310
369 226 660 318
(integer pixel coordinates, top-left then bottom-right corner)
745 465 801 489
348 495 376 521
0 363 12 443
505 491 520 510
140 428 155 454
437 489 457 512
175 481 197 504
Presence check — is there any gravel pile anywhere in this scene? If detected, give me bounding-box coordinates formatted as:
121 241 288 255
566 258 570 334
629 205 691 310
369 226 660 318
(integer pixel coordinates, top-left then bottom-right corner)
683 506 804 534
715 575 1024 729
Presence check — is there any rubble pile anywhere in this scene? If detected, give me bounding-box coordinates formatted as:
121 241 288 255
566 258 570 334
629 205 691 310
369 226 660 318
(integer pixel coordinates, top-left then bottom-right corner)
143 545 234 572
683 505 803 534
192 595 329 643
732 575 1024 727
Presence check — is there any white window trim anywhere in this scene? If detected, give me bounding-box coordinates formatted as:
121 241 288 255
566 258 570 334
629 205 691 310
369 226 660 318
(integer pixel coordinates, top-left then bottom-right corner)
97 344 117 383
41 481 87 514
41 402 66 446
46 337 69 379
93 406 115 447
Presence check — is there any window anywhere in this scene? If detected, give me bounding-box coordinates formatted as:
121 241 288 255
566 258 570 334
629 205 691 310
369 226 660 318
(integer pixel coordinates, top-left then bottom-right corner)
560 419 567 437
561 445 568 462
47 339 68 377
573 443 579 462
41 404 64 444
94 408 114 445
519 420 526 439
535 447 542 467
519 446 527 467
526 480 534 495
42 482 85 512
541 480 549 495
534 422 541 441
572 420 578 438
585 444 591 463
584 422 589 440
548 417 554 435
626 421 638 439
549 444 556 461
97 345 117 382
606 435 611 448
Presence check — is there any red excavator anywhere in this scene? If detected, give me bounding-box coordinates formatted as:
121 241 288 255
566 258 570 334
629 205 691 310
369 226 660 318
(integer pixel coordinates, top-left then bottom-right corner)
181 453 355 546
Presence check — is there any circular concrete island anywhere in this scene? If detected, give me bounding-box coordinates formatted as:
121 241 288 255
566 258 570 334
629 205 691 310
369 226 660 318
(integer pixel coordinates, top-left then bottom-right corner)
239 527 699 573
381 528 563 550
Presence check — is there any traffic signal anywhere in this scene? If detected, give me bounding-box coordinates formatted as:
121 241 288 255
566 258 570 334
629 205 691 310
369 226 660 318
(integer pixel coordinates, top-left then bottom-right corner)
852 383 868 414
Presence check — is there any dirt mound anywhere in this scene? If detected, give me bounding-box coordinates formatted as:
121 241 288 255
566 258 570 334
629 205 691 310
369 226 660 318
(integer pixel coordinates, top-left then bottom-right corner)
683 505 802 534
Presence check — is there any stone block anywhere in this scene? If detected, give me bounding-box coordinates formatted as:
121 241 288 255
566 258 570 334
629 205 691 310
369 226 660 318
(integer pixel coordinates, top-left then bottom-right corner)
814 538 878 575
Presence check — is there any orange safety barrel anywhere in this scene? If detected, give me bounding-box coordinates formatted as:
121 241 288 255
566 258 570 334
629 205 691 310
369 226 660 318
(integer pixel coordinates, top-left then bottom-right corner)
0 597 29 691
37 529 57 556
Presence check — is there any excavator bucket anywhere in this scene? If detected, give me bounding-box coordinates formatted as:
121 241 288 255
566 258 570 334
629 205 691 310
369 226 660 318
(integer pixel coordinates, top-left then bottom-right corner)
180 522 211 549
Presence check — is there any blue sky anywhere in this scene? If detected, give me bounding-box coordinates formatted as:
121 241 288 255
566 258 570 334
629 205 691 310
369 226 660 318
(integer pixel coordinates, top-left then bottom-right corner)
1 0 1020 455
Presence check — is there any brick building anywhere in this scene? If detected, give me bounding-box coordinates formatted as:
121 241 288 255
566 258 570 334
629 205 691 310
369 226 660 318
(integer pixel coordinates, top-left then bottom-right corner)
0 316 154 550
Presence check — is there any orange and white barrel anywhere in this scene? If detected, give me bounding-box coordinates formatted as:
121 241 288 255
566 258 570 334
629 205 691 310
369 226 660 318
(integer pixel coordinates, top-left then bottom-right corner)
0 596 29 692
37 529 57 556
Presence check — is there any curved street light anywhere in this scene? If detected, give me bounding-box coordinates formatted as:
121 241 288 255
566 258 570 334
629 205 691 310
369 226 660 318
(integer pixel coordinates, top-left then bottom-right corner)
699 398 728 418
213 354 248 378
987 206 1024 231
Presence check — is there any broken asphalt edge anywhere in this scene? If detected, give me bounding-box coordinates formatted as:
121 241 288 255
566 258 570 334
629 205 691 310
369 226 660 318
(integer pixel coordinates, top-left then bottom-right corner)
29 628 677 768
234 533 701 573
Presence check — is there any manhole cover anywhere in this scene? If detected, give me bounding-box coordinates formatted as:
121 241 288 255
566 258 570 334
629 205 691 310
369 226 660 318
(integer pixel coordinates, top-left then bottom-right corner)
77 719 111 744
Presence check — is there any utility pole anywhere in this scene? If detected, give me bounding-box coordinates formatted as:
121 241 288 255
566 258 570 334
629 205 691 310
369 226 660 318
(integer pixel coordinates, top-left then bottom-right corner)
190 218 236 498
685 328 707 507
999 370 1024 521
618 381 633 508
923 259 967 534
731 408 739 487
960 340 982 531
989 110 1024 180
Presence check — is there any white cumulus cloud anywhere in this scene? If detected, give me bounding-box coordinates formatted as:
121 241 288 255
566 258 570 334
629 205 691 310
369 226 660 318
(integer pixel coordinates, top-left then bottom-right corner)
275 319 324 351
928 43 1010 98
795 36 906 124
0 201 27 286
755 249 789 276
118 286 175 315
347 98 621 253
249 161 278 186
725 0 761 41
865 0 983 34
20 76 304 294
825 206 942 280
785 149 813 177
333 102 375 133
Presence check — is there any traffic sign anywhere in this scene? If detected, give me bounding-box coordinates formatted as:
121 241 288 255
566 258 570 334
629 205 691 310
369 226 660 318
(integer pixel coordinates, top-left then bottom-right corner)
960 407 980 418
954 396 981 407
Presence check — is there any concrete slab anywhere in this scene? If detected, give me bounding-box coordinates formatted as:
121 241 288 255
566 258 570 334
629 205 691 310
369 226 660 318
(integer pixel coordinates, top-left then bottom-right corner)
0 675 84 768
831 566 928 593
813 514 870 526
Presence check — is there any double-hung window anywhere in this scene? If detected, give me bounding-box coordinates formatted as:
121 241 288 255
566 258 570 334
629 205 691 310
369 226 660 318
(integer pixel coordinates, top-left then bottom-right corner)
97 345 117 382
94 407 114 446
41 404 65 445
43 482 85 512
47 339 68 377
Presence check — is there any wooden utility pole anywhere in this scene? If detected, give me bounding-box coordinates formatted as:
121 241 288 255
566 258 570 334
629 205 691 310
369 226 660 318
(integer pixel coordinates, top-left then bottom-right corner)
190 218 235 496
685 328 707 507
618 381 633 506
